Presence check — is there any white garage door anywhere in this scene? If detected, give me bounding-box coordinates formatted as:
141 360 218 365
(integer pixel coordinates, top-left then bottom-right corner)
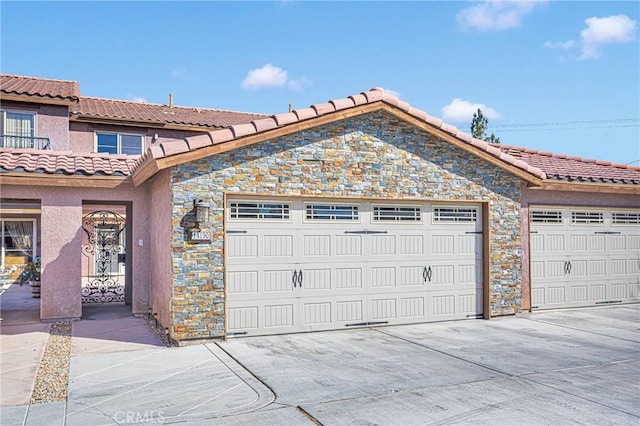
225 198 483 337
530 207 640 310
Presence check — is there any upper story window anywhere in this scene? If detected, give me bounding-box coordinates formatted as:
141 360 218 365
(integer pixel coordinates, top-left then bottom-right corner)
96 132 143 155
0 110 39 149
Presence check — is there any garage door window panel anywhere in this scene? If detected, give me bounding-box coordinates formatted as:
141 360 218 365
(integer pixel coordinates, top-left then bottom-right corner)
433 207 478 223
531 210 563 224
571 211 604 225
229 202 291 221
372 206 421 222
305 204 359 221
612 212 640 225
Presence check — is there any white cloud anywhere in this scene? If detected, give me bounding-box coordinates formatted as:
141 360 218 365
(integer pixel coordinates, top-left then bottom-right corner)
241 64 311 91
456 1 546 32
543 40 575 50
579 15 637 59
441 98 501 123
126 93 147 103
242 64 288 90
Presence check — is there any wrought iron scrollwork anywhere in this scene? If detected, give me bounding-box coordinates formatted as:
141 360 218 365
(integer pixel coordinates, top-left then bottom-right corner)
81 210 126 304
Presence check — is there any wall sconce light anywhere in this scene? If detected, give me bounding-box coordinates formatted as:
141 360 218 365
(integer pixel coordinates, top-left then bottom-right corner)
189 199 212 243
194 199 210 228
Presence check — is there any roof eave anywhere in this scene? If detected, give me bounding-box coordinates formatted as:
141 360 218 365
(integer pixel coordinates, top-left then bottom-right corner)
0 172 131 188
0 93 78 107
70 114 167 128
69 113 224 132
534 180 640 195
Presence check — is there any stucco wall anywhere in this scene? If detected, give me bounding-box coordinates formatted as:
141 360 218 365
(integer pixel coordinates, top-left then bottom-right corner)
519 185 640 310
0 101 69 150
38 105 70 151
169 111 524 341
69 121 208 154
149 170 173 331
1 181 151 318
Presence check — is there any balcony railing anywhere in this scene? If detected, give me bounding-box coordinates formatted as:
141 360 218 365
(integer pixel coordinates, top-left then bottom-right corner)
0 135 51 150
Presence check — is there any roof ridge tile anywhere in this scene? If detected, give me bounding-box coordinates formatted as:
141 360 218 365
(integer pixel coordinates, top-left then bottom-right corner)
252 117 279 133
362 89 383 103
312 102 335 116
330 98 355 111
230 123 257 139
348 94 367 106
293 107 317 121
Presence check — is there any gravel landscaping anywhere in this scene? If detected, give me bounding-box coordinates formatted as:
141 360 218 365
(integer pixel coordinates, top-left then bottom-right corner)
30 321 72 404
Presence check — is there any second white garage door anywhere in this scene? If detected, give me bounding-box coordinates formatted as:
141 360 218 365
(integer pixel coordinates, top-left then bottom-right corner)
530 207 640 310
225 197 483 337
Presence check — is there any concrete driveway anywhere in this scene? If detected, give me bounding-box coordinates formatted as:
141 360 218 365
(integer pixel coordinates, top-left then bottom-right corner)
219 305 640 425
1 304 638 425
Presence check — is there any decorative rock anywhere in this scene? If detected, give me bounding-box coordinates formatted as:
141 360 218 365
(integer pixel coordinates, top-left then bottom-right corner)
169 110 523 341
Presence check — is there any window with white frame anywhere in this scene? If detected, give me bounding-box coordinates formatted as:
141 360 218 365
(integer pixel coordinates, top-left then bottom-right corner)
1 110 36 148
96 132 144 155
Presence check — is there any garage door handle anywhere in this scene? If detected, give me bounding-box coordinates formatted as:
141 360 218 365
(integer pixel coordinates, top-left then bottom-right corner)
423 267 428 283
298 270 303 288
292 270 298 288
426 266 432 282
564 261 572 275
567 261 572 275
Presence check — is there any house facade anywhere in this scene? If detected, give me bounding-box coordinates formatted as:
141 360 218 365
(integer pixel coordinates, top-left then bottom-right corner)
1 74 638 344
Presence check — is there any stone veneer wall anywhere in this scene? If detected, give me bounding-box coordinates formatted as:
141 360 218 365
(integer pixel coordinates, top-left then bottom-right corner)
170 110 522 341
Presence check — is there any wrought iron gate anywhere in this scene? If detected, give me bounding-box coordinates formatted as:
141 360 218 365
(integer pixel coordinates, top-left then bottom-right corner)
81 210 126 304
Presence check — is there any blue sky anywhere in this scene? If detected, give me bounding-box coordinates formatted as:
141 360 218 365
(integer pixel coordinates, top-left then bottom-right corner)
2 1 638 164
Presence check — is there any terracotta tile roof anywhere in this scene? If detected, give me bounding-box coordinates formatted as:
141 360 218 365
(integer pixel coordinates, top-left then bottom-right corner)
136 87 548 181
0 74 80 102
500 145 640 184
0 149 135 176
73 97 267 128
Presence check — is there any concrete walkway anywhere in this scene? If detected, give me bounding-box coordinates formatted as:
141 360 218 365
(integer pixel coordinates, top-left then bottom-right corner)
0 302 277 425
0 282 48 407
0 301 638 425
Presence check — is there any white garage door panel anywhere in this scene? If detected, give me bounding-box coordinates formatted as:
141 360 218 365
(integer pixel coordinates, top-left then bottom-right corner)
531 207 640 310
226 198 483 336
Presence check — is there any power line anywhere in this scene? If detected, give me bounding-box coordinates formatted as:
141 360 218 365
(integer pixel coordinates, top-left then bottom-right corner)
493 117 640 129
497 123 640 133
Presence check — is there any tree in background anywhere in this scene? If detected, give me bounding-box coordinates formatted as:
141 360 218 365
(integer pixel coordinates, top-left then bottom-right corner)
470 108 500 144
